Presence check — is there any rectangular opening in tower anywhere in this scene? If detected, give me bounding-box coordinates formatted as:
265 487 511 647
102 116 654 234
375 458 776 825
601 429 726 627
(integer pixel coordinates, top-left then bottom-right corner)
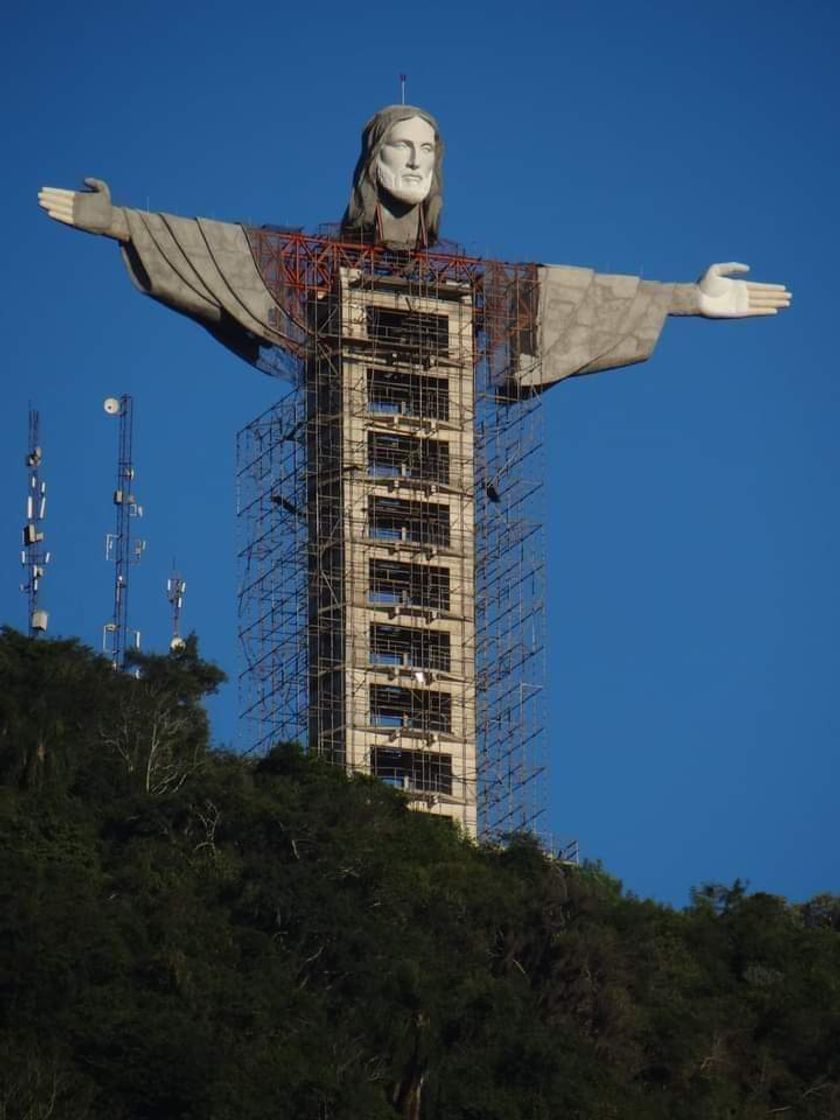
370 623 451 672
370 746 453 794
367 431 450 483
368 559 451 610
368 496 450 547
367 368 449 420
369 683 452 732
365 307 449 363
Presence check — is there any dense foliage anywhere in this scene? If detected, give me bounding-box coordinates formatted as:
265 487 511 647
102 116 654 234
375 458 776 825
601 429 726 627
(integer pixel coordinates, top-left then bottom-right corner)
1 628 838 1119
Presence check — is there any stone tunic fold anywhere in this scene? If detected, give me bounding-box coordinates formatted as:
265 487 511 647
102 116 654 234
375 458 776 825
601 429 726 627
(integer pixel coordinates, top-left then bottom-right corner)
516 265 691 390
120 210 290 370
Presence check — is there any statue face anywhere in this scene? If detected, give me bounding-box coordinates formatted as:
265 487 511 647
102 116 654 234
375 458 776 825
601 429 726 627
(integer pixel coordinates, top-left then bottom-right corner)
375 116 436 206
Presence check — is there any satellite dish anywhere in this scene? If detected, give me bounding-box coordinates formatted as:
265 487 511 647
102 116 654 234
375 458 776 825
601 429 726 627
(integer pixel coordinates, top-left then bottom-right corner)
103 397 120 415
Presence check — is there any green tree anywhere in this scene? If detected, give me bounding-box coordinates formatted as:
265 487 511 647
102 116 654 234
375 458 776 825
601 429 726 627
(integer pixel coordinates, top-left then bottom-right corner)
1 631 839 1118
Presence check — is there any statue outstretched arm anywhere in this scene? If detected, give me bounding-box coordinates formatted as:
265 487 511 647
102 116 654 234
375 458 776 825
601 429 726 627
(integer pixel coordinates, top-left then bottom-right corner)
38 178 294 374
38 179 129 241
516 261 792 391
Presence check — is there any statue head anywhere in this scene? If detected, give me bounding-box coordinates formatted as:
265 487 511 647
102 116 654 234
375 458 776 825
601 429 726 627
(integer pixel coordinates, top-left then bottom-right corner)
341 105 444 246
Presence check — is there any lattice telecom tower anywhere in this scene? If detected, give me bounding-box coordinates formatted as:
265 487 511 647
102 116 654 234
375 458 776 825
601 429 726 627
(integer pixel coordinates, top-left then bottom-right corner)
238 234 545 838
102 395 146 669
167 566 187 652
21 407 50 636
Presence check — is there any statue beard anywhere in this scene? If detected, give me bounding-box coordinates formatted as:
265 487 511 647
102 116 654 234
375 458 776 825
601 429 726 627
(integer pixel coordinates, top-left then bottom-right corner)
376 162 431 207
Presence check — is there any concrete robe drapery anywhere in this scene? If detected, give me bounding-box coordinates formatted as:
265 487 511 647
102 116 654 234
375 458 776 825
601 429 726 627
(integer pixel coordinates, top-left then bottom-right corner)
120 209 289 371
517 266 686 389
118 207 685 388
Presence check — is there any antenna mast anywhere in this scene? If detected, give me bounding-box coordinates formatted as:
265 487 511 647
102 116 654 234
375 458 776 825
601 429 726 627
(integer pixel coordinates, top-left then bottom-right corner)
102 395 145 669
166 564 187 652
21 407 50 636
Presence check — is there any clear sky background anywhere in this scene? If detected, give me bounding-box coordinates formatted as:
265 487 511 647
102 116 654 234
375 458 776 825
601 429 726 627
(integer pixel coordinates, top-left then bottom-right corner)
1 0 837 905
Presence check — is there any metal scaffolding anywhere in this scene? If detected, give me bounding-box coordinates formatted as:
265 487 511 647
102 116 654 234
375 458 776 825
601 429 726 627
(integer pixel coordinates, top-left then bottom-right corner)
237 232 545 838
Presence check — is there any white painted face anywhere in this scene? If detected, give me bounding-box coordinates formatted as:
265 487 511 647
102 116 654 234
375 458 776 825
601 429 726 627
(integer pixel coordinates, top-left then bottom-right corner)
376 116 436 206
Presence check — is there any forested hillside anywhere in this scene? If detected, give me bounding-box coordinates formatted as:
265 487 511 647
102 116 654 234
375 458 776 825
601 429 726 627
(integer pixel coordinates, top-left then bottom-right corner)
1 628 838 1119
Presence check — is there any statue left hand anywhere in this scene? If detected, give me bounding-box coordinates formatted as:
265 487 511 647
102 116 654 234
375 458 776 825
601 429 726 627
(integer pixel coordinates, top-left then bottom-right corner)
697 262 792 318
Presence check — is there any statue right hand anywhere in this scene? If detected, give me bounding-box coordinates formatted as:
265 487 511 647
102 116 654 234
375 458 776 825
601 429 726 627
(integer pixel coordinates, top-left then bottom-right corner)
38 178 126 239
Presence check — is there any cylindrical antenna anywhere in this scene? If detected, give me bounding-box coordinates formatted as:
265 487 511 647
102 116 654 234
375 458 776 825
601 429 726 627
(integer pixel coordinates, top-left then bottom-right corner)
399 72 407 105
21 407 50 636
103 395 146 669
166 563 187 653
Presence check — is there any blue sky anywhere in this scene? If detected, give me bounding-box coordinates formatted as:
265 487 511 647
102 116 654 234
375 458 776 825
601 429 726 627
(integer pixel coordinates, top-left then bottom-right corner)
1 0 837 904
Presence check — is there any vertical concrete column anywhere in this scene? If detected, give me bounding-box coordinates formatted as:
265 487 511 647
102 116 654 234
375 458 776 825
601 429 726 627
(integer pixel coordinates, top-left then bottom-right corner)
332 268 477 835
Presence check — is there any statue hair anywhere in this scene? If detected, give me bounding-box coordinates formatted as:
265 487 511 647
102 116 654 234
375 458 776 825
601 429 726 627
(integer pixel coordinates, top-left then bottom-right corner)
341 105 444 246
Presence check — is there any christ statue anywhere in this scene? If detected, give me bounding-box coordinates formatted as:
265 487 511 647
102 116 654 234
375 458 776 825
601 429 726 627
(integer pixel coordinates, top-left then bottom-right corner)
37 105 792 839
37 104 791 386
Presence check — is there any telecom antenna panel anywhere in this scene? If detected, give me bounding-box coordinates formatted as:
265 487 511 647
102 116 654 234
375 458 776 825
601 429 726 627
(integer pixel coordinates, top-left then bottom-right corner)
20 407 50 636
166 566 187 652
102 395 146 669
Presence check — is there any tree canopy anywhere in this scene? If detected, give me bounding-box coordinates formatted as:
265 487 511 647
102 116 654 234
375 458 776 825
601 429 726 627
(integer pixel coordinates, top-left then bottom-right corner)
1 628 838 1119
